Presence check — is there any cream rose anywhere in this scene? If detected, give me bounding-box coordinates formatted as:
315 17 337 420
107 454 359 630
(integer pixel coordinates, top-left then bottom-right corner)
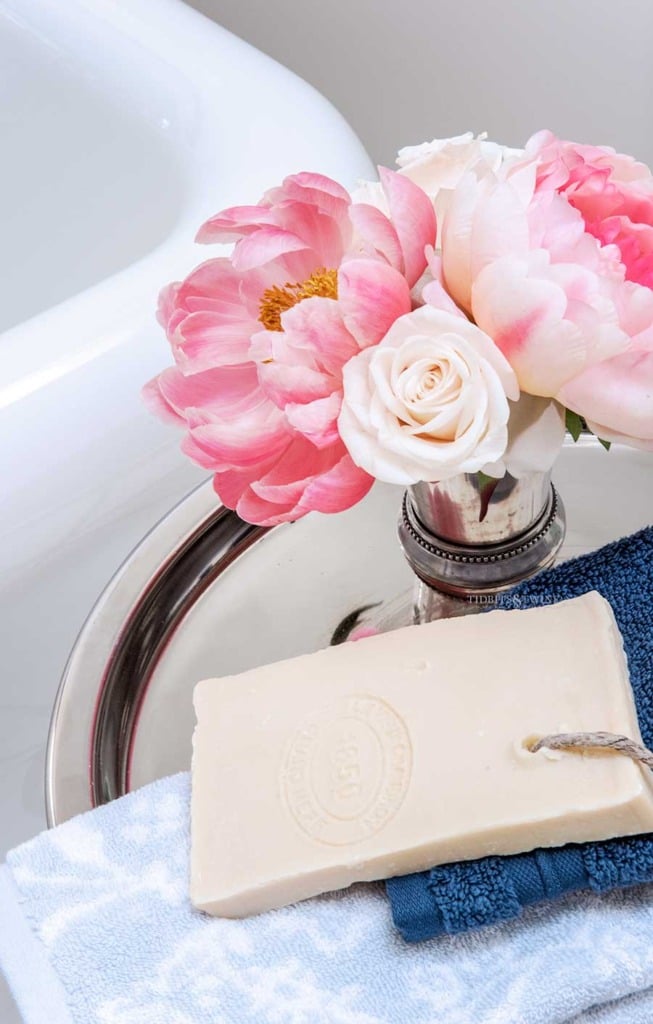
351 133 523 241
338 306 519 485
396 132 523 206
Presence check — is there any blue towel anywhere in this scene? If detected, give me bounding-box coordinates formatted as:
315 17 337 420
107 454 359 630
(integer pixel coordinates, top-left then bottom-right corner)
387 526 653 942
5 773 653 1023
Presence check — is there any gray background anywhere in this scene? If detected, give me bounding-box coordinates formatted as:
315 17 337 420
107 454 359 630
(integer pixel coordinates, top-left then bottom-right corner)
189 0 653 167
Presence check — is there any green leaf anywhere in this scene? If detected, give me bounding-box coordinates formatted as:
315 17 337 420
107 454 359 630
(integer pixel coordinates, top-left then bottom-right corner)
477 471 496 492
565 409 584 442
598 437 612 452
476 471 500 522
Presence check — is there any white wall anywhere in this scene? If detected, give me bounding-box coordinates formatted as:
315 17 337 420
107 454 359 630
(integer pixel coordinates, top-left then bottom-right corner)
188 0 653 170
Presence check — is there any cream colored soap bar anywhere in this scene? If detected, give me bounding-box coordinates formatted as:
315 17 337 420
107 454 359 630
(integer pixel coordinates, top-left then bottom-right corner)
191 592 653 918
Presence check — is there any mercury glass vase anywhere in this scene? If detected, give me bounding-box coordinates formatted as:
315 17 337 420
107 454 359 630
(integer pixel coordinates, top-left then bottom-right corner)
367 470 567 634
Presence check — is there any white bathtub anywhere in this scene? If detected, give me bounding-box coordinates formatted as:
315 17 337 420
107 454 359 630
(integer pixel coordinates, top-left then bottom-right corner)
0 0 372 858
0 5 372 1012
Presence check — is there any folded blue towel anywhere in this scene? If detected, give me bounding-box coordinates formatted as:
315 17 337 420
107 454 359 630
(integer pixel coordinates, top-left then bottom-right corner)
5 773 653 1023
387 526 653 942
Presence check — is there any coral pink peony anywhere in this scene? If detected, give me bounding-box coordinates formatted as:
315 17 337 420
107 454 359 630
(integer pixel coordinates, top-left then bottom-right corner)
145 170 436 524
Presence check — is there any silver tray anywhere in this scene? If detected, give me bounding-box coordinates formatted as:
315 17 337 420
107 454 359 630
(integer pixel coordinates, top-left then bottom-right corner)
46 437 653 826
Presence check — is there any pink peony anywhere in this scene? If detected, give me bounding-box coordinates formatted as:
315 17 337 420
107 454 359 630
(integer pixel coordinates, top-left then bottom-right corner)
440 134 653 449
528 132 653 448
145 170 436 524
527 130 653 290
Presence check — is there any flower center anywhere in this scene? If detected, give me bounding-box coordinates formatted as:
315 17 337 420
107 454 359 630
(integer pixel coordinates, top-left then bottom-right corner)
258 268 338 331
421 367 443 394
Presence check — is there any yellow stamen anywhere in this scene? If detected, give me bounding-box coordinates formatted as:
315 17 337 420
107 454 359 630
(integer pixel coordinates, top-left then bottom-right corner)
258 268 338 331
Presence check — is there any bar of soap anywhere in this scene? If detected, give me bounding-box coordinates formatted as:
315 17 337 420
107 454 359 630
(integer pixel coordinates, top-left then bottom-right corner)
191 592 653 918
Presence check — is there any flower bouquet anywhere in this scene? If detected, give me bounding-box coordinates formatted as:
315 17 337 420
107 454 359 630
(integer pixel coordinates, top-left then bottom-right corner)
145 131 653 615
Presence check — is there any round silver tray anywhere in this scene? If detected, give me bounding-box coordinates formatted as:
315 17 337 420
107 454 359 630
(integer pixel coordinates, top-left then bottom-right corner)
46 438 653 826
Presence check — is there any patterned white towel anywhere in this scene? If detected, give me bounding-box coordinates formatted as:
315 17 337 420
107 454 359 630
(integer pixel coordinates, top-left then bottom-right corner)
2 772 653 1023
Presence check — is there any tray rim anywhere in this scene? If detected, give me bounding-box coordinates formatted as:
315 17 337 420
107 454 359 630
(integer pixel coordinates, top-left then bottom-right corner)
45 483 266 826
45 434 620 827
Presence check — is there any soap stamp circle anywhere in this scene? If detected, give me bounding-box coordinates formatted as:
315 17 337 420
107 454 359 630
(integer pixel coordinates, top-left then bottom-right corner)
281 694 412 846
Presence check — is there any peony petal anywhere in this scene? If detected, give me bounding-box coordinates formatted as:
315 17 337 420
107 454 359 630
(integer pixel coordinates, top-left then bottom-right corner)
272 201 349 267
338 258 411 348
469 174 531 280
265 172 351 221
559 346 653 446
230 227 311 272
157 282 182 330
141 373 184 426
196 205 277 244
276 296 359 375
484 394 566 478
249 438 330 505
421 250 470 318
285 393 343 448
348 203 404 273
185 407 290 467
442 168 533 313
171 311 257 371
257 359 334 408
379 166 437 286
153 364 260 418
472 255 627 396
234 489 299 526
212 459 283 509
294 448 374 515
584 424 653 451
422 278 468 317
441 172 479 312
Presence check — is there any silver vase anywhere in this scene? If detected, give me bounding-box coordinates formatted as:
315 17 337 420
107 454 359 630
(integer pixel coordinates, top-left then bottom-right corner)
398 470 566 623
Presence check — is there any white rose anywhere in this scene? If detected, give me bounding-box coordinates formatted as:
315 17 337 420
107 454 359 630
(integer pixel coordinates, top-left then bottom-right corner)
351 133 524 242
338 306 519 485
397 132 523 197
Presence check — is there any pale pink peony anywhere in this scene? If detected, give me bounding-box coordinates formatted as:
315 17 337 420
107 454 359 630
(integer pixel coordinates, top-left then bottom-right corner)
441 161 629 394
527 130 653 290
145 170 436 524
557 283 653 449
438 139 653 449
526 131 653 448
